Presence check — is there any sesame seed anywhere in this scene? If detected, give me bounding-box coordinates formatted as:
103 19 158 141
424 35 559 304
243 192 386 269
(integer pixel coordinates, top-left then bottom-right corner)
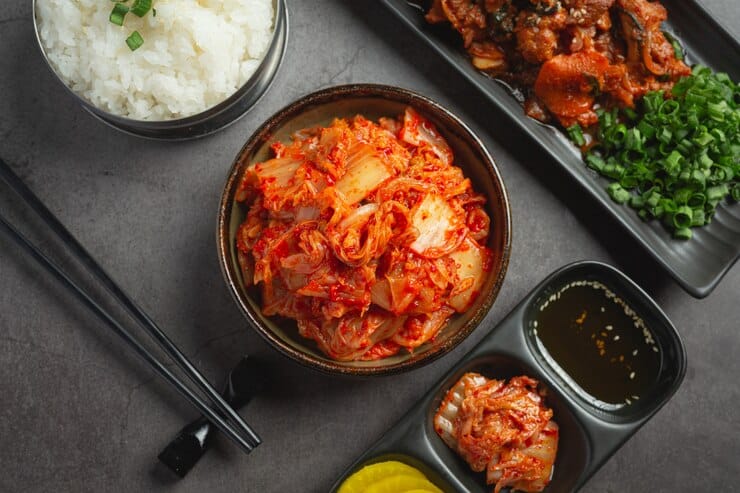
613 335 620 341
606 325 613 331
629 372 636 380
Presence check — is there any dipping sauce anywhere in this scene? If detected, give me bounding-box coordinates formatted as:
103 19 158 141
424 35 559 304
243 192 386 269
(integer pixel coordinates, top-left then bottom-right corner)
532 280 661 408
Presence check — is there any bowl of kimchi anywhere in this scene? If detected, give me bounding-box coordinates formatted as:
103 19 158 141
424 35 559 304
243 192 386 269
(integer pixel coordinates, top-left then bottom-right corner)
218 84 512 376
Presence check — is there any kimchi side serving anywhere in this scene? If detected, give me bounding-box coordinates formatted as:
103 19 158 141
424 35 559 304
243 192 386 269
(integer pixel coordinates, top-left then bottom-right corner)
435 373 559 493
235 108 492 361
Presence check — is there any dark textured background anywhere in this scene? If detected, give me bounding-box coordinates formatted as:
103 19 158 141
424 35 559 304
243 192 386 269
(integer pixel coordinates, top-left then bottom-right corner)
0 1 738 491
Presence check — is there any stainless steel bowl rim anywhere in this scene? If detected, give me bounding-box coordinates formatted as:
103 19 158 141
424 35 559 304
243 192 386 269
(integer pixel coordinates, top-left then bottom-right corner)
31 0 287 138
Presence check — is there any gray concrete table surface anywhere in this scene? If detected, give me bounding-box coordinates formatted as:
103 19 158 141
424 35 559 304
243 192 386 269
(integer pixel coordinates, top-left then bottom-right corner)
1 1 738 491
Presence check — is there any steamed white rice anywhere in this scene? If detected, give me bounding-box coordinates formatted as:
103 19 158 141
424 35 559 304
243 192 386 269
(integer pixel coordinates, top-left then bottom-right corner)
35 0 274 120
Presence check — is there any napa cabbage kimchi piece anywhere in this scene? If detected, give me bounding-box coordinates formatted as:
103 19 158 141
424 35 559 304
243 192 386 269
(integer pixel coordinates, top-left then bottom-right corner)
434 373 559 493
235 108 493 361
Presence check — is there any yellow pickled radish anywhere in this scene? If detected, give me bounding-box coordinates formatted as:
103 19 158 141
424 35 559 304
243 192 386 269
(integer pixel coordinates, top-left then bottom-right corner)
337 461 433 493
363 475 443 493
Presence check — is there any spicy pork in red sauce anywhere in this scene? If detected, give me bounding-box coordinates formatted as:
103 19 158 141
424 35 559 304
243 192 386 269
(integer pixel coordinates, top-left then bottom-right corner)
426 0 690 127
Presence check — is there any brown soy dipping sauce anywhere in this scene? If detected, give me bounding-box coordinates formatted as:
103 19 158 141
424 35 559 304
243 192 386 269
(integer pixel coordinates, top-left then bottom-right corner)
532 280 661 409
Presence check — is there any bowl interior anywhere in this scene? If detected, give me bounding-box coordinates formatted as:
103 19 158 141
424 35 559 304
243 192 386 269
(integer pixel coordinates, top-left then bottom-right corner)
220 87 511 374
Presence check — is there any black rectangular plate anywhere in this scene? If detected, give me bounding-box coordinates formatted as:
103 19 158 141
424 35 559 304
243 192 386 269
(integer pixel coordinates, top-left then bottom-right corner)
379 0 740 298
329 261 687 492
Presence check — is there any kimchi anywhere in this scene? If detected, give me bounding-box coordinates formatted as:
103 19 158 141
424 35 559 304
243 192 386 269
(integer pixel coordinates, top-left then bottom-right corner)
235 108 492 361
434 373 559 493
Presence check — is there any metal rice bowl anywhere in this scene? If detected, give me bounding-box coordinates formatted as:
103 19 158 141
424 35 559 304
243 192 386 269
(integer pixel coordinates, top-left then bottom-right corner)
31 0 288 140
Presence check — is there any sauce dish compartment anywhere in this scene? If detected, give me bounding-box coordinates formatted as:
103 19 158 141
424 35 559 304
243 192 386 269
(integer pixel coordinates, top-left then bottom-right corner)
522 262 687 423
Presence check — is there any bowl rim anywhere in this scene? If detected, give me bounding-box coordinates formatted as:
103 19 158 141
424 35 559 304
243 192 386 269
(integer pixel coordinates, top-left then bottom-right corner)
31 0 286 131
217 83 512 376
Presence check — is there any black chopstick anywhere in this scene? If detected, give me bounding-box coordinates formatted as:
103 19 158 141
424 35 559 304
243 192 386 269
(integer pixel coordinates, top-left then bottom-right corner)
0 159 260 453
159 355 267 477
0 161 259 450
0 213 257 454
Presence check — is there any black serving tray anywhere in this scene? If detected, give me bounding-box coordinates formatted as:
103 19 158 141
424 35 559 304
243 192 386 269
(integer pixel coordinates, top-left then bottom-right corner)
378 0 740 298
329 261 687 492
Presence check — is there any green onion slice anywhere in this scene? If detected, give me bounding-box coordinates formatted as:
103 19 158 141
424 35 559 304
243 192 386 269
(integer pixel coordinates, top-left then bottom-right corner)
130 0 152 17
663 31 684 61
109 2 129 26
674 227 693 240
568 124 586 147
732 184 740 202
607 182 631 204
672 206 693 229
126 30 144 51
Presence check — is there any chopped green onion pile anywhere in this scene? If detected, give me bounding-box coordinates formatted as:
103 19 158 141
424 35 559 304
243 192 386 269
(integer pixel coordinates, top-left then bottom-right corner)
108 0 154 51
570 65 739 240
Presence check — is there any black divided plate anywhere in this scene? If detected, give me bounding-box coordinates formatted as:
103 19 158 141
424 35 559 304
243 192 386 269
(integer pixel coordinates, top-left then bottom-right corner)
378 0 740 298
329 261 687 492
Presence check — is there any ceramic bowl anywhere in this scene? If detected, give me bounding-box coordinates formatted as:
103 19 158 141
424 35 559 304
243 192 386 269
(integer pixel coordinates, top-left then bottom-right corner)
217 84 512 376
